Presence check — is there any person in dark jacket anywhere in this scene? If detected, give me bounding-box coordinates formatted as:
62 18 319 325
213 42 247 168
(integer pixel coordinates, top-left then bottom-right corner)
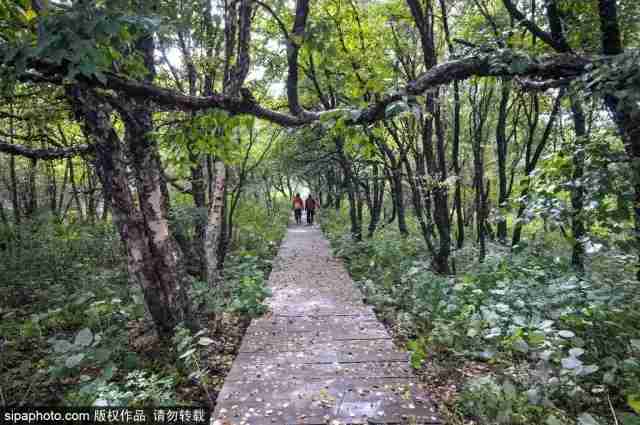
305 194 318 225
292 193 304 224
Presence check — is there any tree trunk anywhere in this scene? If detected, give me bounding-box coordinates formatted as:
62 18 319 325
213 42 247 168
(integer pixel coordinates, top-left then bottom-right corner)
46 160 57 216
9 155 20 224
68 86 193 338
216 165 229 271
569 97 586 272
0 194 7 226
205 160 226 286
336 138 361 240
385 170 397 225
190 155 207 281
432 100 452 273
367 165 383 237
512 93 563 246
68 158 84 221
496 79 511 243
26 158 38 218
125 106 194 337
473 138 486 262
356 190 364 230
58 159 69 221
346 184 361 241
403 155 435 253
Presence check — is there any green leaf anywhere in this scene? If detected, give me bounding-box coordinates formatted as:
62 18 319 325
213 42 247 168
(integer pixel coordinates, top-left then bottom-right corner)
123 352 139 369
65 353 85 368
74 328 93 347
512 338 529 353
569 348 585 357
53 339 73 353
94 348 111 362
546 415 563 425
102 363 117 380
198 337 215 346
23 8 37 22
580 364 599 376
94 71 107 85
628 393 640 415
384 101 409 119
557 330 575 339
577 413 600 425
561 356 582 369
179 348 196 359
603 371 616 384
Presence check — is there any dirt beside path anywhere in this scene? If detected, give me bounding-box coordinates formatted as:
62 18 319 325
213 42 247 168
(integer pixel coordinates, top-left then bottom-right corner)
212 223 441 425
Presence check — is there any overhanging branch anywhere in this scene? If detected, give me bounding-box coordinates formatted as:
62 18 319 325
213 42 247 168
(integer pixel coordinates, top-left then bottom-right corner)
13 50 595 127
515 77 572 91
0 140 94 160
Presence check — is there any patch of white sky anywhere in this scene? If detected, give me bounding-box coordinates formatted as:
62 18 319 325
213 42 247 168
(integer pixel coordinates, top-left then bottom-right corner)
159 13 286 97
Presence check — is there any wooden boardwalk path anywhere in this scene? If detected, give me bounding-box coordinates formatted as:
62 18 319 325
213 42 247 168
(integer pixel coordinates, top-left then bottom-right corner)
213 224 441 425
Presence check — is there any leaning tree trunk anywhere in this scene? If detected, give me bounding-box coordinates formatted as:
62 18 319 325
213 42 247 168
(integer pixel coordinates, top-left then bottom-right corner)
125 107 194 337
68 86 193 338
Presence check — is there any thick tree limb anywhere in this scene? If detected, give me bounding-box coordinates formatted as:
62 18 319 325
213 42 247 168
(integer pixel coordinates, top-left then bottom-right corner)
515 77 572 91
14 51 594 127
0 140 94 159
286 0 316 119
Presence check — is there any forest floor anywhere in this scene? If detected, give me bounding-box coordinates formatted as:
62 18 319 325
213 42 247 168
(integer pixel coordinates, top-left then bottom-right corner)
213 222 441 425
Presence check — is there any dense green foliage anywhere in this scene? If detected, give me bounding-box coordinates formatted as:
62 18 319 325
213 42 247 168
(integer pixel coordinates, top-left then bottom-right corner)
323 209 640 424
0 201 287 406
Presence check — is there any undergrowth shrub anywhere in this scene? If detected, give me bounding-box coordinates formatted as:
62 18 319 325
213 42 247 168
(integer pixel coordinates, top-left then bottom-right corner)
321 209 640 425
1 198 287 406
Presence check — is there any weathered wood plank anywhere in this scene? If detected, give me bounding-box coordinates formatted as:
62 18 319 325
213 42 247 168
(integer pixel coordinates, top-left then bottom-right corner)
213 224 441 425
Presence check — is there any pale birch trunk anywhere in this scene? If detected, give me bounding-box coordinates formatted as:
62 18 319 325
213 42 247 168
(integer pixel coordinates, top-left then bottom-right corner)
205 160 227 287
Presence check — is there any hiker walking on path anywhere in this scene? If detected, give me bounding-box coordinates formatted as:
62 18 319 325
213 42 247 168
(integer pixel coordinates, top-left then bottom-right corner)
292 193 304 224
305 194 318 225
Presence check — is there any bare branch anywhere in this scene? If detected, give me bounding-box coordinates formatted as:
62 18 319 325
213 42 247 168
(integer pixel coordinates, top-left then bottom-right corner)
13 50 593 127
252 0 290 41
516 77 572 91
0 140 94 160
501 0 571 52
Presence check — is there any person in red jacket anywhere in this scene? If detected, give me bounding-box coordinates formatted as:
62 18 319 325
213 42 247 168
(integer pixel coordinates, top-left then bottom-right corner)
305 194 318 225
292 193 304 224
